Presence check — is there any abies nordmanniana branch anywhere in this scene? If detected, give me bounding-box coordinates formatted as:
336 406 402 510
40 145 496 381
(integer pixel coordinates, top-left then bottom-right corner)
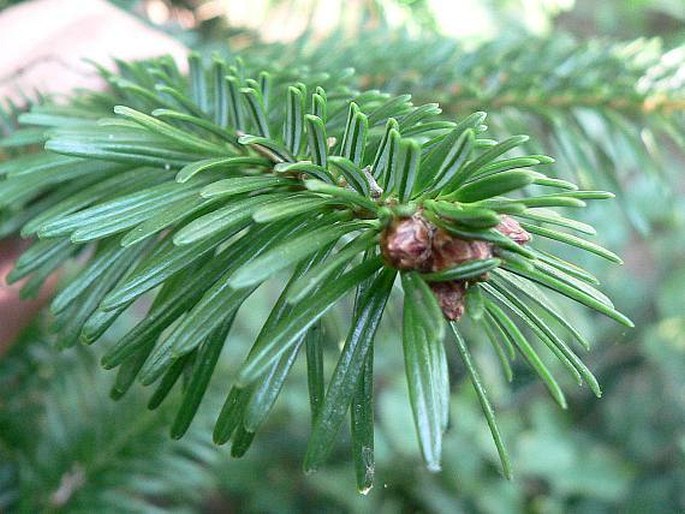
0 54 633 491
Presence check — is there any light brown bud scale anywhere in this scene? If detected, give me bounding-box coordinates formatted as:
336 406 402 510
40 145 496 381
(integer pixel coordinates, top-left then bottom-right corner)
380 216 433 270
380 212 531 320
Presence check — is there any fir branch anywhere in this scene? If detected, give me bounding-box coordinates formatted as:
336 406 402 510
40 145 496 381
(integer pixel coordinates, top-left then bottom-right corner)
0 54 633 488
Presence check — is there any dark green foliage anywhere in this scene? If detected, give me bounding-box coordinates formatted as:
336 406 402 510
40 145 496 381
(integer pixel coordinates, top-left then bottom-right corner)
0 53 633 488
0 337 219 513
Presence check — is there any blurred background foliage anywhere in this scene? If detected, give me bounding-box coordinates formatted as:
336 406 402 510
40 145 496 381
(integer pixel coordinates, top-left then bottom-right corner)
1 0 684 512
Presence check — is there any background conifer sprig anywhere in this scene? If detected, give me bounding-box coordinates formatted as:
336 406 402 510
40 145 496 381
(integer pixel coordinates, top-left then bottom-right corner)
0 54 632 489
0 339 220 513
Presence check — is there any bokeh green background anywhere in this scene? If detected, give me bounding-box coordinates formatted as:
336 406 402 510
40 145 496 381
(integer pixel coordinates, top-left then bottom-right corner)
1 1 683 512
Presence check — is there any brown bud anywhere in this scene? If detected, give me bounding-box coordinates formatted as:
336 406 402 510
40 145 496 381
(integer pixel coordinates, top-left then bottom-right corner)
495 215 531 245
380 215 433 270
430 228 493 272
381 216 504 321
429 281 467 321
